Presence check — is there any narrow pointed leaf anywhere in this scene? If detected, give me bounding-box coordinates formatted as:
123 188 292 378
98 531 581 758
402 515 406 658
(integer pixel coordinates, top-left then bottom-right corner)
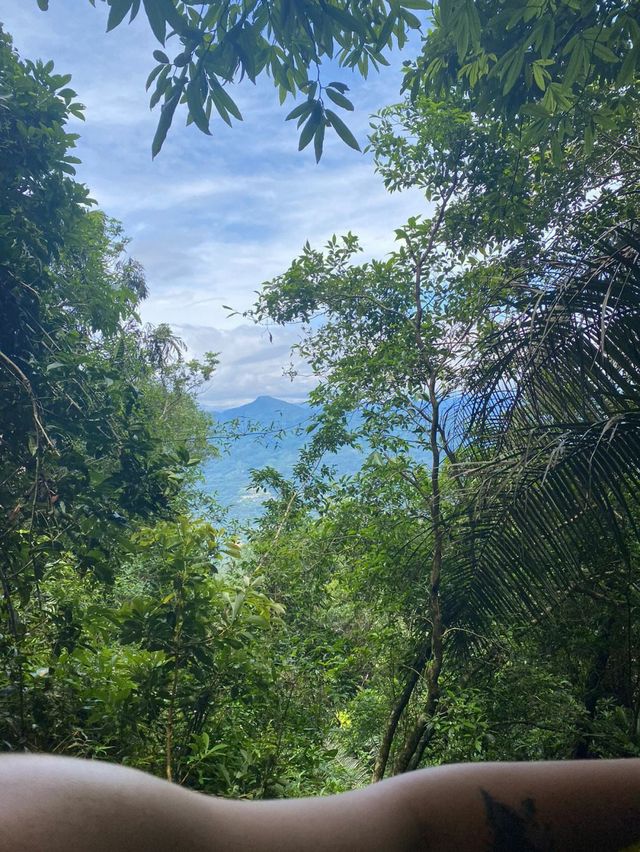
325 109 361 151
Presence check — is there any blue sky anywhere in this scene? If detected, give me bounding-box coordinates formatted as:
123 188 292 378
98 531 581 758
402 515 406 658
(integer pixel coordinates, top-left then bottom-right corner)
3 1 427 407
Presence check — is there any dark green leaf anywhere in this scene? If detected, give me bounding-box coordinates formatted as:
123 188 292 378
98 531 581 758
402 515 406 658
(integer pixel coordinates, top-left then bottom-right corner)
210 78 242 121
616 44 639 85
107 0 134 32
400 9 422 29
286 100 314 121
298 107 321 151
325 88 354 111
324 4 365 36
210 89 232 126
152 90 180 157
592 42 619 63
325 109 361 151
149 67 171 107
376 13 396 51
502 47 525 94
142 0 167 44
313 120 325 163
186 78 211 134
146 64 163 91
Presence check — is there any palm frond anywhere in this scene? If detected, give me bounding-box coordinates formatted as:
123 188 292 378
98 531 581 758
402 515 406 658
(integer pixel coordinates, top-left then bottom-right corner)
450 220 640 630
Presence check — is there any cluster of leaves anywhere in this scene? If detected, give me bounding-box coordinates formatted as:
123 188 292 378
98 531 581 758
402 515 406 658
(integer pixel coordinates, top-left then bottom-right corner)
407 0 640 154
39 0 432 158
6 0 640 797
247 459 640 778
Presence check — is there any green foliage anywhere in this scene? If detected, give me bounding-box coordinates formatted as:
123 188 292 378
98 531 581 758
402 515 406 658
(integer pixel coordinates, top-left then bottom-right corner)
63 0 433 158
0 33 275 789
5 0 640 798
409 0 640 154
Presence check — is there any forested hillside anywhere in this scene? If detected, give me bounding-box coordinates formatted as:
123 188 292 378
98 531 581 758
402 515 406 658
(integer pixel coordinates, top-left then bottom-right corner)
1 0 640 797
203 396 367 524
204 396 432 523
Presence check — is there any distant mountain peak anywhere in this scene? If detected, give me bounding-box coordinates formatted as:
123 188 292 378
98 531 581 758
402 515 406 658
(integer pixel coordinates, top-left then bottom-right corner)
213 395 310 423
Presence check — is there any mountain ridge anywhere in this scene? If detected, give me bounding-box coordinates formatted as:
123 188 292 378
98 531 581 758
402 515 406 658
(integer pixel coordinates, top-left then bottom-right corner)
201 395 364 525
212 395 312 426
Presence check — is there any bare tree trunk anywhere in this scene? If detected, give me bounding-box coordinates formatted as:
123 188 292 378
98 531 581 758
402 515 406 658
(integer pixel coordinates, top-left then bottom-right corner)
408 718 437 771
166 595 183 783
573 614 614 759
394 371 445 774
371 638 431 781
0 570 26 745
375 182 456 778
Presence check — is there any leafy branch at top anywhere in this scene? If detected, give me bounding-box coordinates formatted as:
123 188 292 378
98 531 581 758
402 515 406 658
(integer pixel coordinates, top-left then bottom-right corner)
65 0 432 158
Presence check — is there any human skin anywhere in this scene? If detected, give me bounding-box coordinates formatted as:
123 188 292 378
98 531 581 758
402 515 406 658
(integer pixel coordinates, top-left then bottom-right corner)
0 755 639 851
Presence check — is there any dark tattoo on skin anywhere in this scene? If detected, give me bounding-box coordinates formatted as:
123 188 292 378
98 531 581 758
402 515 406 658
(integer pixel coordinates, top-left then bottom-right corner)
481 790 555 850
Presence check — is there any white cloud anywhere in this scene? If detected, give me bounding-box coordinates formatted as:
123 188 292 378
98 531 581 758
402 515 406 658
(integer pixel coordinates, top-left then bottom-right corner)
176 323 316 408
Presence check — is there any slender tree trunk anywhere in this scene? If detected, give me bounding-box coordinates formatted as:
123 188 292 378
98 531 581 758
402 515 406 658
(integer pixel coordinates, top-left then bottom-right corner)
395 371 444 774
166 661 179 782
371 638 431 781
407 717 437 771
166 595 183 783
1 570 26 745
375 186 456 778
573 614 614 759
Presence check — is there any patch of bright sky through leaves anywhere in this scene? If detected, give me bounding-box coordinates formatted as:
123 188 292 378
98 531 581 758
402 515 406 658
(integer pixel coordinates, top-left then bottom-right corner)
3 2 427 406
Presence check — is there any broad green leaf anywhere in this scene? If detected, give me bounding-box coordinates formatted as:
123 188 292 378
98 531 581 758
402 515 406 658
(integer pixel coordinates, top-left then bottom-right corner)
149 67 170 108
298 108 321 151
591 42 619 63
502 47 525 94
533 63 546 92
314 120 325 163
584 120 594 155
564 41 587 86
186 78 211 134
456 20 470 62
325 109 361 151
174 51 191 67
107 0 133 32
325 88 354 111
539 18 555 58
210 88 233 125
142 0 167 44
376 13 396 51
286 100 314 121
616 44 639 85
146 64 163 91
151 89 180 157
324 4 365 36
400 9 422 29
210 77 243 121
